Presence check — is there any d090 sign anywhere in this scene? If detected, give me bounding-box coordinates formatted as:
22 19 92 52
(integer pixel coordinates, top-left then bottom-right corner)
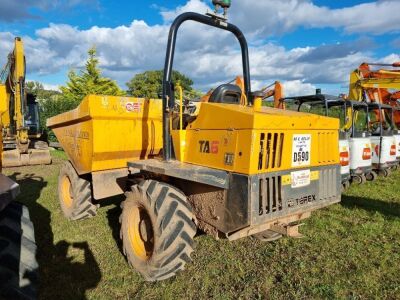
293 151 309 163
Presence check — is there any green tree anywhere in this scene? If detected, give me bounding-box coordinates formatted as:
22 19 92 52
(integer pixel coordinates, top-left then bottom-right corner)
60 47 124 105
26 81 60 101
126 70 198 99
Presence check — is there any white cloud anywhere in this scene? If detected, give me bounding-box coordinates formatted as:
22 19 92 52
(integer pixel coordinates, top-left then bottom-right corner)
41 83 60 91
160 0 210 22
251 79 316 97
1 0 398 97
229 0 400 37
282 80 316 97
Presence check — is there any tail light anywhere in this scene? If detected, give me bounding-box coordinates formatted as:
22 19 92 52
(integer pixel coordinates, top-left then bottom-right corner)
362 148 371 160
340 151 349 166
390 144 396 156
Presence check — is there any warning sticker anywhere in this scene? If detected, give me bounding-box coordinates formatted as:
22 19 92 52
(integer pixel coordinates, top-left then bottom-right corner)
292 134 311 167
291 169 311 188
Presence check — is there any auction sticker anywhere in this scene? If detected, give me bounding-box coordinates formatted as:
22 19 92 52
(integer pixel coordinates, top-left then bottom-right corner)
292 134 311 167
291 169 311 188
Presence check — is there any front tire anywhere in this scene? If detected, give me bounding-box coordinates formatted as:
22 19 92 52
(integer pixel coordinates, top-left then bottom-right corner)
0 202 38 300
58 161 98 220
120 180 197 281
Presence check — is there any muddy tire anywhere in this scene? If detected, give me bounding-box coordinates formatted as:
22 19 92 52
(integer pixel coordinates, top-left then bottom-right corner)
341 180 350 192
120 180 197 281
351 174 366 185
58 161 98 220
0 202 38 300
365 171 377 182
379 168 390 177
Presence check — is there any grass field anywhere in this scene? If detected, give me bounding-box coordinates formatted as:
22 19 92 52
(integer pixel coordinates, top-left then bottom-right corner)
4 150 400 299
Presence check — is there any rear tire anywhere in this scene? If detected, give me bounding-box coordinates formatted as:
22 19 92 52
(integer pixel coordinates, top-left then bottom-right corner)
351 175 363 185
365 171 377 181
341 180 350 192
58 161 98 220
0 202 38 300
379 168 390 177
120 180 197 281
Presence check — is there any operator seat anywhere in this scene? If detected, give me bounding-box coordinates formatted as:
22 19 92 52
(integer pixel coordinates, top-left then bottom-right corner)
209 84 242 104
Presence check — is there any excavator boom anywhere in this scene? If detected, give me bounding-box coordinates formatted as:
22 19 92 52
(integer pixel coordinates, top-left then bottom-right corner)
0 37 51 167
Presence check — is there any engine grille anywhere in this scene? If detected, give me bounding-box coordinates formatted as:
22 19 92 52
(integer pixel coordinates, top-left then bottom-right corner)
258 132 284 171
258 176 283 215
251 165 341 225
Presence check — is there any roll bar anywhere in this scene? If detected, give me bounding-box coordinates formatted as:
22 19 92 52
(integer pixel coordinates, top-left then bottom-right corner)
162 12 251 161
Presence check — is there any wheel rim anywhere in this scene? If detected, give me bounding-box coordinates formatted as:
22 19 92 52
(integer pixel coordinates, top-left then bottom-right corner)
128 206 154 261
61 175 73 208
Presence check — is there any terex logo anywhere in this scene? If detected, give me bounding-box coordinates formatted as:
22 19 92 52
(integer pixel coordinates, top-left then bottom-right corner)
199 140 219 154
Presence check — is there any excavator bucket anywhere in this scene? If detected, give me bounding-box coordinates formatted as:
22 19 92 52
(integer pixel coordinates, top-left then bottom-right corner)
2 149 52 168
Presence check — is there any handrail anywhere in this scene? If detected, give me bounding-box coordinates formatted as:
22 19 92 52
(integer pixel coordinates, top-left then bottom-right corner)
161 12 251 161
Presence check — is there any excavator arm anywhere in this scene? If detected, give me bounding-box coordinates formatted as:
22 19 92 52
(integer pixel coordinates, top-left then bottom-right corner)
1 37 29 151
349 62 400 102
0 37 51 167
260 81 284 108
348 62 400 127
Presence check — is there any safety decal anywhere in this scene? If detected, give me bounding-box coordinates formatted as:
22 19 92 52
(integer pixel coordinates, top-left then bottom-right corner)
291 169 311 188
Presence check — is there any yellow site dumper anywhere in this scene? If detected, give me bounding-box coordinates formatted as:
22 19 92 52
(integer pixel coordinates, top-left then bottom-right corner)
48 5 342 281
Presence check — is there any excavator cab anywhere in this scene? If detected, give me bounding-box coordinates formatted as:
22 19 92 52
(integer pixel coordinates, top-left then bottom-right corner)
26 94 40 137
367 103 397 176
345 101 375 183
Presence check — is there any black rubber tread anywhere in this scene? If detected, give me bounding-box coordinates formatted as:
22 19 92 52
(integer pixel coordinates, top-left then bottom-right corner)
351 175 363 185
0 203 38 300
365 171 377 181
58 161 98 221
120 180 197 281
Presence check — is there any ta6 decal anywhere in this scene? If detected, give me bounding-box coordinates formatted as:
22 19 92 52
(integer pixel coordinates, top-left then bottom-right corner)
199 140 219 154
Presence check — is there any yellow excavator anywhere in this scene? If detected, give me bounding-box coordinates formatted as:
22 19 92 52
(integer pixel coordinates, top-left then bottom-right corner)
0 37 51 167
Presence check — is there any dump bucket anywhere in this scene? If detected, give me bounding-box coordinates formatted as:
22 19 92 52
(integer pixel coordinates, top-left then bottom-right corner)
47 95 163 175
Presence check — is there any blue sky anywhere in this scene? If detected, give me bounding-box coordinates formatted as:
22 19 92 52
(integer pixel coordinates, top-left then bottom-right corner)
0 0 399 95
